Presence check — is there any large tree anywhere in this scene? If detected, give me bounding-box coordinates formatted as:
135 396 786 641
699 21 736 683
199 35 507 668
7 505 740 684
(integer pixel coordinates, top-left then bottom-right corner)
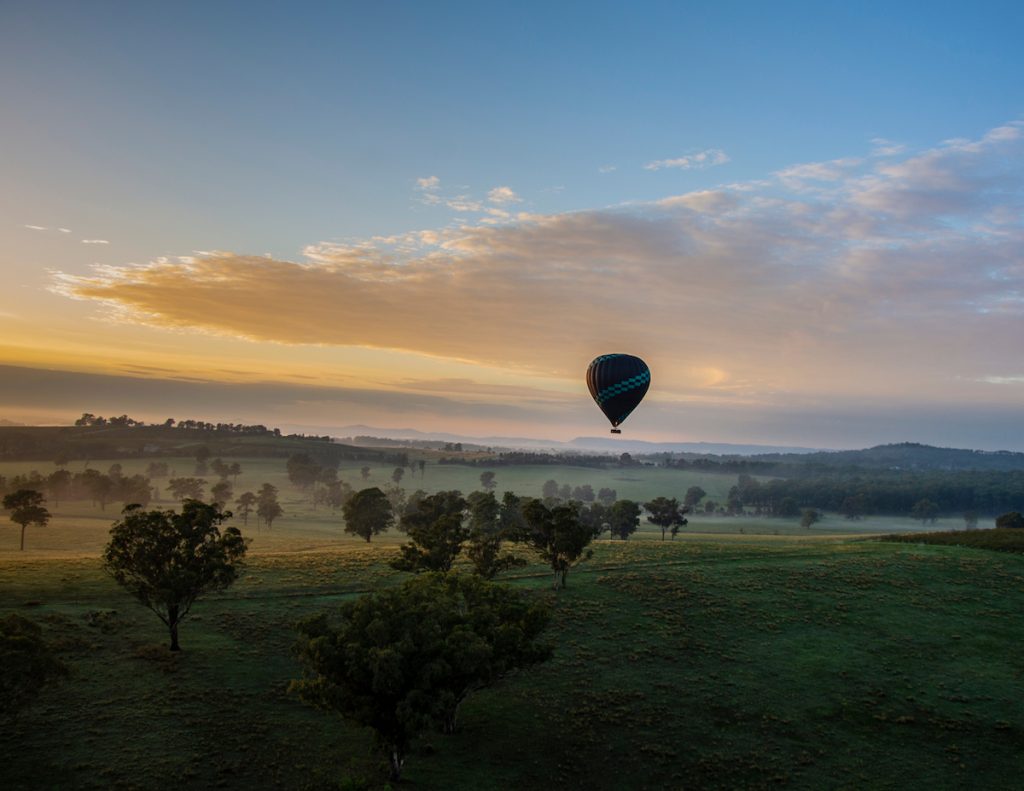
168 477 206 502
235 491 257 526
995 511 1024 529
392 490 468 573
643 497 688 540
479 470 497 491
287 453 322 492
683 486 707 508
608 500 641 540
3 489 50 551
103 500 247 651
519 498 594 589
342 487 394 542
465 491 525 579
291 572 551 781
257 483 283 530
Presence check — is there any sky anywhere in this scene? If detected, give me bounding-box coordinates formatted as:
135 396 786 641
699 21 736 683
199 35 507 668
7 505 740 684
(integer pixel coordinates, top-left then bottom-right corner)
1 1 1023 449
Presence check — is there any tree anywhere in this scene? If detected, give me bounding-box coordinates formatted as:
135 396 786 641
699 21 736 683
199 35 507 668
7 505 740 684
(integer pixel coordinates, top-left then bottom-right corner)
519 499 594 589
542 479 560 500
0 614 67 716
572 484 595 503
841 494 867 520
53 451 70 469
360 466 371 481
257 484 283 529
46 469 72 507
342 487 394 542
465 491 525 579
911 498 939 525
287 453 322 492
291 573 551 782
87 472 115 510
684 486 707 508
704 499 717 514
644 497 688 540
391 467 405 485
479 471 497 491
116 474 153 508
417 460 426 478
3 489 50 551
597 487 617 506
210 458 231 480
146 462 169 479
995 511 1024 529
103 501 248 651
777 497 800 518
392 491 468 573
235 491 257 526
963 510 979 530
800 508 821 529
168 477 206 502
211 480 233 508
608 500 641 540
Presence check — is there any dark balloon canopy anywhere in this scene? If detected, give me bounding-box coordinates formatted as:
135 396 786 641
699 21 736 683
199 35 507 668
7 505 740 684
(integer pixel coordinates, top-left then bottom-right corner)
586 354 650 433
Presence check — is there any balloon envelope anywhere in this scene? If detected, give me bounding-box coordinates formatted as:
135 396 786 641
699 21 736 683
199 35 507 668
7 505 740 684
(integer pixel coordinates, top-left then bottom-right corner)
586 354 650 428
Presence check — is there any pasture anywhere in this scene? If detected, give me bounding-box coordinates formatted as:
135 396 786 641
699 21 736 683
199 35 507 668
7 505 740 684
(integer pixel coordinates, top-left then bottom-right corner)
2 537 1023 789
4 455 1020 788
0 457 936 555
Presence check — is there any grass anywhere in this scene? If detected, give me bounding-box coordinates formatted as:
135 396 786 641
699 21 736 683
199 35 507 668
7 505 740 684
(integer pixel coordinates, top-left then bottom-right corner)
881 527 1024 554
3 537 1024 789
1 457 940 555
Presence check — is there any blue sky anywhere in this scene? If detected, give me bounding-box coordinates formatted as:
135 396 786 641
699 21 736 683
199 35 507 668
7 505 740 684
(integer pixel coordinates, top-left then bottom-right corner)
2 1 1023 448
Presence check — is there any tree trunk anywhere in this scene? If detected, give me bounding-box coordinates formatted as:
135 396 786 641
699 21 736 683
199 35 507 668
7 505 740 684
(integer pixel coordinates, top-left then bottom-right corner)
168 606 180 651
388 749 404 781
20 523 26 551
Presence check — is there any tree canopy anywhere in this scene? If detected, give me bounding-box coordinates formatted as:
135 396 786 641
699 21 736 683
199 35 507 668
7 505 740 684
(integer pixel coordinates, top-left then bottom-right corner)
392 490 468 573
342 487 394 542
3 489 50 551
103 500 248 651
291 572 551 781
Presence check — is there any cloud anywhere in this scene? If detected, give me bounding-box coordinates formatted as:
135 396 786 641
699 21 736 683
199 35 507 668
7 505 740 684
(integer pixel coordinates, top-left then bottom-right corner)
598 165 617 174
81 239 110 245
416 175 440 191
487 186 520 204
643 149 729 171
58 228 71 233
55 122 1024 412
24 225 47 231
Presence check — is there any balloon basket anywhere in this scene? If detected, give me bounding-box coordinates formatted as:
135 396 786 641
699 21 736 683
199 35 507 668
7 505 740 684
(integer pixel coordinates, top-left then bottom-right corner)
610 429 621 434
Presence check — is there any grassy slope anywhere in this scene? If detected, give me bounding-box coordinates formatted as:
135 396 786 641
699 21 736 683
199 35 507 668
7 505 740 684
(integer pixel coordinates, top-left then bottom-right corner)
2 539 1023 790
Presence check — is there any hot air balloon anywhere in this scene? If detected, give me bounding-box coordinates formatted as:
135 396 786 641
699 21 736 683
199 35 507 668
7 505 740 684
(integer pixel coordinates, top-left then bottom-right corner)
586 354 650 434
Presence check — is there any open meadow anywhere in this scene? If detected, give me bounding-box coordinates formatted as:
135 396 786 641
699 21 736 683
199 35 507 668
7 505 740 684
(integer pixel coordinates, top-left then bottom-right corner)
4 455 1022 789
0 457 939 555
2 535 1023 789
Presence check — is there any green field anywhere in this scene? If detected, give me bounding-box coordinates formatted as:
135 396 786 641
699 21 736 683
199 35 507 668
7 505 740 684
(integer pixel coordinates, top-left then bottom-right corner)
4 456 1021 789
0 457 938 554
3 537 1023 789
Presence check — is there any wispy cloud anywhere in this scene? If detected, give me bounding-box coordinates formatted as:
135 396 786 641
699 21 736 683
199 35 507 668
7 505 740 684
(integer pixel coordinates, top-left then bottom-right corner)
24 225 47 231
643 148 729 171
55 122 1024 409
416 175 440 191
487 186 520 204
81 239 110 245
598 165 617 174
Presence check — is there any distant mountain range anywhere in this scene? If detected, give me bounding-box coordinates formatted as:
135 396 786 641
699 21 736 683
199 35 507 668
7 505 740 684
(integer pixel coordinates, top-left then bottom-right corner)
330 424 822 455
328 426 1024 471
